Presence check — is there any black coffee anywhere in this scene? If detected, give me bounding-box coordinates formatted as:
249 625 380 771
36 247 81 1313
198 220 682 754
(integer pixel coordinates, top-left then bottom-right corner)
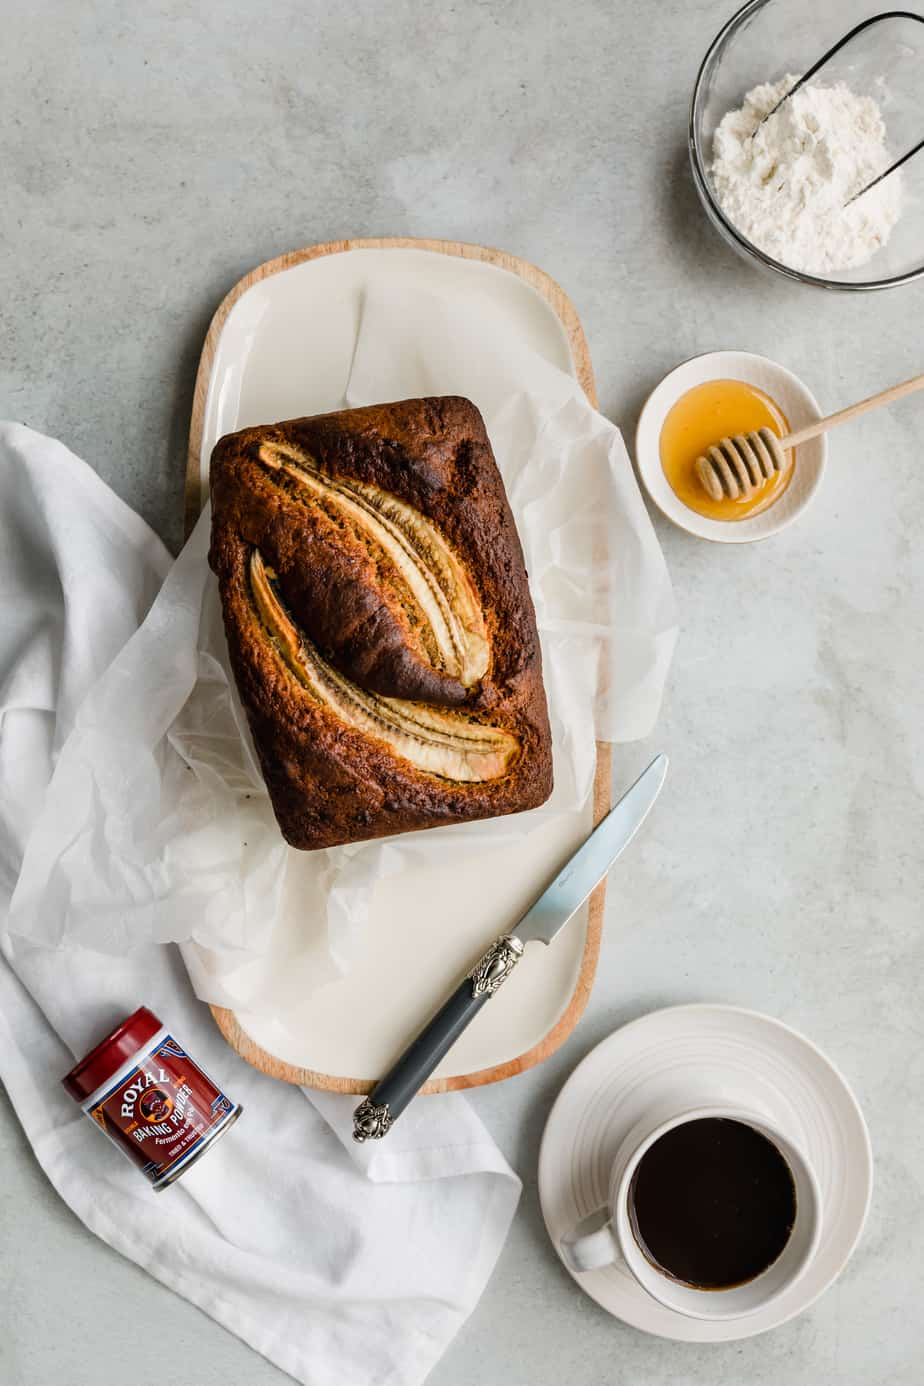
628 1117 796 1289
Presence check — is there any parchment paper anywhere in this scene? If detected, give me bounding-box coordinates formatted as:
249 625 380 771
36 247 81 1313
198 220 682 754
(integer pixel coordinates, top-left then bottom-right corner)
9 281 676 1004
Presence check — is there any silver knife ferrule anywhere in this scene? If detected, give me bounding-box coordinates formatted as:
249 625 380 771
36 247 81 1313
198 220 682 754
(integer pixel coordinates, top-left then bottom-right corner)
469 934 525 998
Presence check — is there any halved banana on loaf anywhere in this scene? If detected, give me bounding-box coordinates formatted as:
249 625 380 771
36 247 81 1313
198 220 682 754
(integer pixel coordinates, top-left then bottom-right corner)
253 440 488 706
249 551 516 783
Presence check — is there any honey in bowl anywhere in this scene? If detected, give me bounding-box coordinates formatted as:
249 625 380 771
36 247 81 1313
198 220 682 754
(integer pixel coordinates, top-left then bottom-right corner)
659 379 792 521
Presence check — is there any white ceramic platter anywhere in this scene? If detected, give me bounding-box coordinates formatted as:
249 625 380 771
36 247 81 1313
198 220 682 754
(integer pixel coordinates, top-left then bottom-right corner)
192 248 578 504
187 240 609 1091
539 1004 873 1342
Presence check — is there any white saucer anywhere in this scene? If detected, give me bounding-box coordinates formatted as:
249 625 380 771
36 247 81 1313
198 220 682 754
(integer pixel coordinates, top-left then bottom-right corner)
538 1004 872 1342
635 351 827 543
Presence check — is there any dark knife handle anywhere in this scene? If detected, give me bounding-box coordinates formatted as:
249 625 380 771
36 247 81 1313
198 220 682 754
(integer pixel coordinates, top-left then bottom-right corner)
352 933 525 1140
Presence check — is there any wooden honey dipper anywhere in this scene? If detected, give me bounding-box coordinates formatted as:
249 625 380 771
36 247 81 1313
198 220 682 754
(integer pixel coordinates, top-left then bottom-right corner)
695 370 924 503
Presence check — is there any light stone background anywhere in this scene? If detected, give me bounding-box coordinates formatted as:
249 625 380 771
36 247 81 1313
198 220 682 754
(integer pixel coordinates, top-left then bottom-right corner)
2 0 922 1382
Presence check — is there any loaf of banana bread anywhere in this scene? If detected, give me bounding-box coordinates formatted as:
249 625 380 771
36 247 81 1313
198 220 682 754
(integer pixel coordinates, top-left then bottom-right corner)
208 396 552 849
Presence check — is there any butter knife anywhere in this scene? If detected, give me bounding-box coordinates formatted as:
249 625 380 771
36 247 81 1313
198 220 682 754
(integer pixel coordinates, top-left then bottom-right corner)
352 753 668 1140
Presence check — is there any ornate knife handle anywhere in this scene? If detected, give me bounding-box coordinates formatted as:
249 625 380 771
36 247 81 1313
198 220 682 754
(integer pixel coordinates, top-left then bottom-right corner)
352 934 525 1141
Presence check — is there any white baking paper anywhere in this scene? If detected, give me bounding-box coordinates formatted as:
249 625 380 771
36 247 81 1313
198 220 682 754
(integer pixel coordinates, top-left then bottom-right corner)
9 280 676 1001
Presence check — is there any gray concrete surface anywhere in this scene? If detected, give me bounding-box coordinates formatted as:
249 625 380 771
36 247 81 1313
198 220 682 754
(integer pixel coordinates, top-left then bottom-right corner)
2 0 923 1382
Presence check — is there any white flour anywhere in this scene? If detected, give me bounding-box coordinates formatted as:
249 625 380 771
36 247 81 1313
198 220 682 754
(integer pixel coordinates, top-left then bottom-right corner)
710 74 902 275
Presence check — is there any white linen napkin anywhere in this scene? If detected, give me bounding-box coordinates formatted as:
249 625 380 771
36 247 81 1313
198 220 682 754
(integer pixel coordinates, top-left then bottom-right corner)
0 421 520 1386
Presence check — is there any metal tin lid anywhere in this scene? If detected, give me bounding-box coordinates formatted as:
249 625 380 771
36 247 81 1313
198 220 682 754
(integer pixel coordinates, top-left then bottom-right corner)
62 1006 163 1102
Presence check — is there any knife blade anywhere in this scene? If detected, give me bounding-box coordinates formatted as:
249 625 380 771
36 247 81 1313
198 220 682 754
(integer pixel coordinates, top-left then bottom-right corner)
514 752 668 947
352 754 668 1141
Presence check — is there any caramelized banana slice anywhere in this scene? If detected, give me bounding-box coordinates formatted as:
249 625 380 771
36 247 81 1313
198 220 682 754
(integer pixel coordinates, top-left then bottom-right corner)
258 442 488 687
249 551 516 783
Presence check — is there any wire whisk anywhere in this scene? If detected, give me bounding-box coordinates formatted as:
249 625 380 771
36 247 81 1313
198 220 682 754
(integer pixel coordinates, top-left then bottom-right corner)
752 10 924 206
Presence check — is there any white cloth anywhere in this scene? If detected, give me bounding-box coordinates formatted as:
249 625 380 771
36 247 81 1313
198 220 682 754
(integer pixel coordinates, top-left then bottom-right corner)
0 422 520 1386
7 282 677 1015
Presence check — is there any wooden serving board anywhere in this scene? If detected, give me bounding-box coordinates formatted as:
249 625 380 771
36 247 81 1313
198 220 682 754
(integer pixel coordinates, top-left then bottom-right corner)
186 237 612 1093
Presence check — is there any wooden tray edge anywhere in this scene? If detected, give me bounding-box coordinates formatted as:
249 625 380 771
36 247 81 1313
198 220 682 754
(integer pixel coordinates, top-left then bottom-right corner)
187 236 610 1093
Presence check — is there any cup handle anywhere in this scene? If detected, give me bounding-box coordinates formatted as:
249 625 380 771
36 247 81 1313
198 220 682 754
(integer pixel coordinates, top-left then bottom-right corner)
560 1208 623 1273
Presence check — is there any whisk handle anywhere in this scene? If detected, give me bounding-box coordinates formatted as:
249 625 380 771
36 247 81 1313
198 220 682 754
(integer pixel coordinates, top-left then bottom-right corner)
781 371 924 449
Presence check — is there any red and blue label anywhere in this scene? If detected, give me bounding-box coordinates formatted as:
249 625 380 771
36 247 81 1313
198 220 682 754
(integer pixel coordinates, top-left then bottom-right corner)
87 1034 238 1188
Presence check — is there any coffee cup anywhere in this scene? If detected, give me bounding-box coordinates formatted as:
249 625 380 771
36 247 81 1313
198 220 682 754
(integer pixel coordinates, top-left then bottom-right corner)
560 1099 821 1321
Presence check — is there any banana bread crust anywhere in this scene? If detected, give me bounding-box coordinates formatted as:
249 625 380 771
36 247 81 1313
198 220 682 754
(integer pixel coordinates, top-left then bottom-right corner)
209 396 553 849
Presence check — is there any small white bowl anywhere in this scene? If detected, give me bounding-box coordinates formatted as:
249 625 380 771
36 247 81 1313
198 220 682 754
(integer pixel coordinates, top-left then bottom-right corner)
635 351 827 543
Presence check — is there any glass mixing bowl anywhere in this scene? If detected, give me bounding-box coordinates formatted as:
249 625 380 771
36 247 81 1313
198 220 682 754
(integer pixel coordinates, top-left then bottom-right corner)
690 0 924 290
